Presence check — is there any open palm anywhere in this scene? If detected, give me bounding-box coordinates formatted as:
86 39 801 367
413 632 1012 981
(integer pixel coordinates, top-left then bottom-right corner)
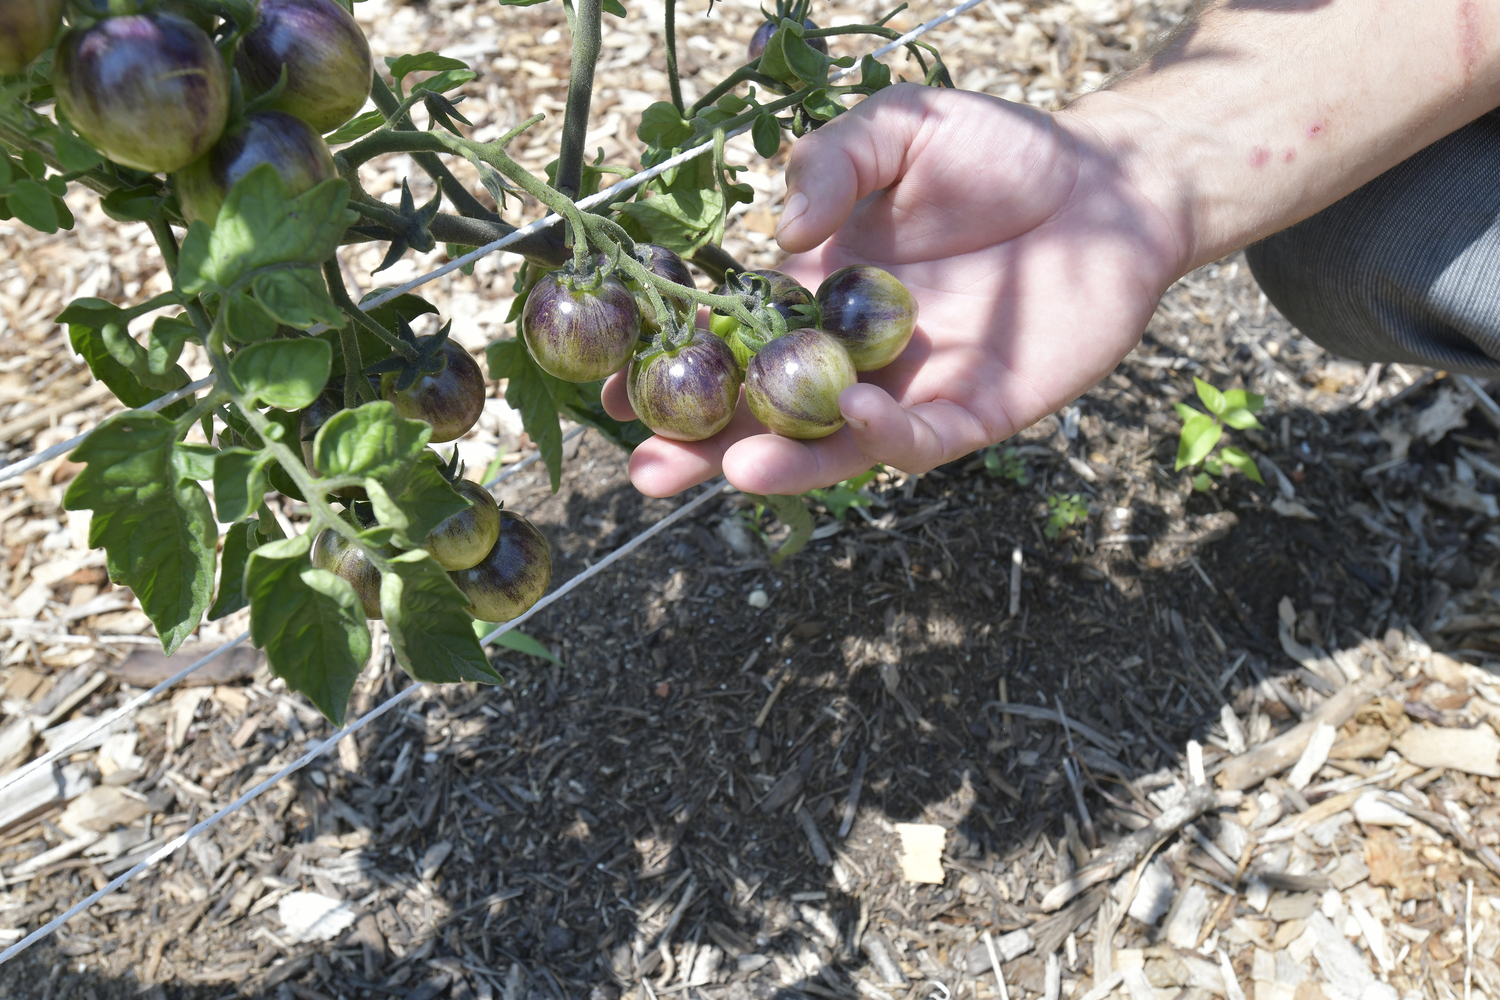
602 84 1187 497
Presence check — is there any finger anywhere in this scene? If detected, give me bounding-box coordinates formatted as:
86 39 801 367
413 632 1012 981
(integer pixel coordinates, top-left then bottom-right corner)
601 369 635 421
775 84 936 254
721 428 875 496
627 402 766 498
838 382 992 474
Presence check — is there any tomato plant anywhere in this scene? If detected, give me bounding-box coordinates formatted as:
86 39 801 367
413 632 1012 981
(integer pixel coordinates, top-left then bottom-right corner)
0 0 955 720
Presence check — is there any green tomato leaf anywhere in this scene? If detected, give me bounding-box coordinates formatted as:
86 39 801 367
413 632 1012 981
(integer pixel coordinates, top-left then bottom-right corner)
99 184 168 223
1194 376 1227 416
62 412 216 655
637 102 696 148
1204 456 1223 476
1221 406 1264 430
60 298 191 415
222 291 279 344
859 54 892 90
602 0 626 15
246 533 370 724
616 187 725 257
209 518 262 621
323 109 386 145
251 267 345 329
386 52 470 81
751 113 782 159
800 88 846 122
1219 445 1265 483
1192 472 1213 492
474 621 560 664
147 316 198 379
364 457 466 550
1222 388 1265 413
54 130 102 172
556 379 652 453
212 447 276 524
313 400 431 485
177 166 358 296
1175 412 1223 471
359 290 439 333
230 338 331 410
8 178 57 233
380 550 500 685
761 493 813 566
1173 401 1202 423
413 69 476 94
486 336 565 491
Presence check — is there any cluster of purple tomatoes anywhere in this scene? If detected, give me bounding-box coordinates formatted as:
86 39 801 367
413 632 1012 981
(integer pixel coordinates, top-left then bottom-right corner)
521 245 919 442
5 0 373 226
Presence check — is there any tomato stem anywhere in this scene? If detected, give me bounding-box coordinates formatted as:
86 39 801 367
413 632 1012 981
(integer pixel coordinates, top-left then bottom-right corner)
664 0 684 115
555 0 602 200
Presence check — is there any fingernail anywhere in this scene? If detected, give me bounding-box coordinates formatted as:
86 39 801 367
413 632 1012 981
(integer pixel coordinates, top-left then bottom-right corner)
775 192 808 237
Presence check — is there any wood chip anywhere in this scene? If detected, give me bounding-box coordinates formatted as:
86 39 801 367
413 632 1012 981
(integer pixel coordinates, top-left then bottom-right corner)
1217 676 1383 790
1393 723 1500 776
893 823 945 883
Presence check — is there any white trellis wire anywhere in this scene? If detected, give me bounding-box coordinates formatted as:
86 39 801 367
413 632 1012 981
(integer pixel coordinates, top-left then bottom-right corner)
0 0 984 961
0 477 729 966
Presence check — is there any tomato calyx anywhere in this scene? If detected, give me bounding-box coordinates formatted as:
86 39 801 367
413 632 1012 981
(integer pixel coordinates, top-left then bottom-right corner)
348 178 442 273
365 312 454 392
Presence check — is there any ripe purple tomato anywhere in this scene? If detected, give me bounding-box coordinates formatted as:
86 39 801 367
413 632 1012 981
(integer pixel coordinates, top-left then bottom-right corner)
425 479 501 571
745 327 856 439
815 265 918 371
311 527 387 619
235 0 374 133
627 330 742 442
380 337 486 443
748 19 828 60
522 269 641 383
53 13 230 174
174 110 337 227
0 0 64 74
450 508 552 623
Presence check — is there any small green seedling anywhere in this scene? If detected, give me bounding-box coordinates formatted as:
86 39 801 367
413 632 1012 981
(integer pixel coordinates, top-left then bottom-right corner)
805 467 880 520
983 445 1030 485
1044 493 1088 539
1175 377 1266 491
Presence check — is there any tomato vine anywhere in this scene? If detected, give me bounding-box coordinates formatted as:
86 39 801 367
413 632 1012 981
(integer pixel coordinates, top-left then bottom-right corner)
0 0 955 721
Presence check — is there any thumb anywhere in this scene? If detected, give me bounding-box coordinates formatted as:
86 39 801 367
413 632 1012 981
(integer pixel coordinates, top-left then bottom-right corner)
774 83 935 253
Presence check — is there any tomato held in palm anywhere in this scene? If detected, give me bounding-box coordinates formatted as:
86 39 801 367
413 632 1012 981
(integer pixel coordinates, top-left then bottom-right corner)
174 110 337 227
522 268 641 383
235 0 373 133
748 18 828 59
0 0 64 75
53 13 230 174
311 527 386 619
815 265 918 371
627 330 742 442
380 337 486 443
745 327 856 439
450 509 552 623
425 479 501 571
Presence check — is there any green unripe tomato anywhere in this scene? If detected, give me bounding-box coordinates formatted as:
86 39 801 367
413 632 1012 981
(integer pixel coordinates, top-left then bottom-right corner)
424 479 501 571
0 0 64 75
311 527 386 619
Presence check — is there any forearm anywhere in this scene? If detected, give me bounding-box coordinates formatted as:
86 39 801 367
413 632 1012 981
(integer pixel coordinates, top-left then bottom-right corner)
1064 0 1500 273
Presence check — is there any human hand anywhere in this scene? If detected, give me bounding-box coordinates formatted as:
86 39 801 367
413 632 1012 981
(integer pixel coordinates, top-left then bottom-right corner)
603 83 1186 497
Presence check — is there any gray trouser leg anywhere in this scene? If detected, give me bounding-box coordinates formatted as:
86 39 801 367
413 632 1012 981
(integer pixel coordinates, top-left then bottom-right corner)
1245 109 1500 377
